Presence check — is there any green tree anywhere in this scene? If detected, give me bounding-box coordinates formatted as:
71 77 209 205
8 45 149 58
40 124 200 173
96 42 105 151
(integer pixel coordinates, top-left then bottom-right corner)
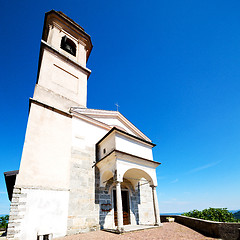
182 208 239 222
0 215 9 229
233 211 240 220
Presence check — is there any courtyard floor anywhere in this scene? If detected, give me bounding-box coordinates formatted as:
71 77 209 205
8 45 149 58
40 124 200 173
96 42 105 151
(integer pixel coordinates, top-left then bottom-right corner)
55 222 219 240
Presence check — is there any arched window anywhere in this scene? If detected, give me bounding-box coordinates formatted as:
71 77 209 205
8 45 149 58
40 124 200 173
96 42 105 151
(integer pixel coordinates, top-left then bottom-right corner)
60 36 76 56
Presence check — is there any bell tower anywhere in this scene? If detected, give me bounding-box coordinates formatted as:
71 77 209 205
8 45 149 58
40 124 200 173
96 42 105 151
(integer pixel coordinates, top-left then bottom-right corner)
33 10 93 111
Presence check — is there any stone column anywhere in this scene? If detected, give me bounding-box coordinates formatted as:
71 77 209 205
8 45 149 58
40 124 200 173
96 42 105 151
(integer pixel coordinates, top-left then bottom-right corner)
151 185 161 226
116 181 123 231
47 24 54 45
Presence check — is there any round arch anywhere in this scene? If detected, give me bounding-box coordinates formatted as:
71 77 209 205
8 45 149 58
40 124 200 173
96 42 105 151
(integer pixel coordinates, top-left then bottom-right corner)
123 168 154 188
107 178 134 195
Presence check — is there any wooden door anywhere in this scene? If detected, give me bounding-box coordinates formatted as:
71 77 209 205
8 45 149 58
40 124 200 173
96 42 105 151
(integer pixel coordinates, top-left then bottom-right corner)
113 190 130 226
122 190 130 225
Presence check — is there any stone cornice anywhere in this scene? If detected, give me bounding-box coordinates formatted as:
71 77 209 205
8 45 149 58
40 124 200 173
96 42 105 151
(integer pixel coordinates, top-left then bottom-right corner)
96 127 156 148
70 109 112 130
43 10 93 60
30 98 72 118
96 149 161 168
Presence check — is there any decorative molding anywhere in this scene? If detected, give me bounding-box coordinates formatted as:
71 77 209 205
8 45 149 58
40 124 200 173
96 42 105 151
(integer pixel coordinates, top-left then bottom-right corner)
70 109 112 131
96 149 161 168
72 108 151 141
30 98 72 118
96 127 156 148
53 64 79 79
14 185 70 192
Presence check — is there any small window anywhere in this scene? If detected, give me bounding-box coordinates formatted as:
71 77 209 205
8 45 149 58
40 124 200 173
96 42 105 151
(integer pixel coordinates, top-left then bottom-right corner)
103 148 106 154
60 36 76 56
37 234 51 240
43 235 49 240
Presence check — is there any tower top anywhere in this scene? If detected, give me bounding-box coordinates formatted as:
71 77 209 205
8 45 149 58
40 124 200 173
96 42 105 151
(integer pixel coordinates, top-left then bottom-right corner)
42 10 93 61
34 10 92 111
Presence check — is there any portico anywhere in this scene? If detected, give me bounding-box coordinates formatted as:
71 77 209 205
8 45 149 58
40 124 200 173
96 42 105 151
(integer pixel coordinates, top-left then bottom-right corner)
96 127 161 232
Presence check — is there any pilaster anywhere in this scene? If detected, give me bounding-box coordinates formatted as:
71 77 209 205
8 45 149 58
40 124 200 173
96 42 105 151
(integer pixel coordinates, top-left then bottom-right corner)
151 185 161 226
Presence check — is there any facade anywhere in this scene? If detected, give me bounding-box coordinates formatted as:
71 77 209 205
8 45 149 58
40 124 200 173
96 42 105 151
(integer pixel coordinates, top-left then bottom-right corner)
4 10 161 240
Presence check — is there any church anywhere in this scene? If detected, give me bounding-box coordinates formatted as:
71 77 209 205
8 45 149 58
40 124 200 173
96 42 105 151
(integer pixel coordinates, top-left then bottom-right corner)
4 10 161 240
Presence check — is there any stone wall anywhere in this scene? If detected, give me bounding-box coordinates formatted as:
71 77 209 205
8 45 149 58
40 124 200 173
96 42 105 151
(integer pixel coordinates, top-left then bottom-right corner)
161 215 240 240
7 187 27 240
67 144 99 234
138 180 155 225
95 174 113 229
129 185 140 225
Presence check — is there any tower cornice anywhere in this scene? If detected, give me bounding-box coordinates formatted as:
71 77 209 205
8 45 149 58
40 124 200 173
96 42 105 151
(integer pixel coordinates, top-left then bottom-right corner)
42 10 93 61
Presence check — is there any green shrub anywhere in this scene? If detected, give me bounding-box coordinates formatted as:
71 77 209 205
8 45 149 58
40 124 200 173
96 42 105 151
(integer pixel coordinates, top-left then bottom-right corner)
182 208 239 222
0 215 9 229
233 211 240 220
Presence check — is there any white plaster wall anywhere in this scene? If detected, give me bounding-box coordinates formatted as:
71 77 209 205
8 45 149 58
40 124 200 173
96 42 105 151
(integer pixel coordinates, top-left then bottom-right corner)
36 49 88 107
97 134 115 160
93 117 137 136
16 103 71 189
20 188 69 239
115 133 153 160
72 117 108 148
33 85 82 113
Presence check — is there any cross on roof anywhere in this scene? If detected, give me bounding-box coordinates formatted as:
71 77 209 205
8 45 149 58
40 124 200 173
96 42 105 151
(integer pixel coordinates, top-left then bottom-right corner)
115 103 120 112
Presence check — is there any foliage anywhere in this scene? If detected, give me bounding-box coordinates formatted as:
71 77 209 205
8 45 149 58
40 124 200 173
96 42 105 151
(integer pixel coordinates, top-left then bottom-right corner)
0 215 9 229
233 211 240 220
182 208 240 222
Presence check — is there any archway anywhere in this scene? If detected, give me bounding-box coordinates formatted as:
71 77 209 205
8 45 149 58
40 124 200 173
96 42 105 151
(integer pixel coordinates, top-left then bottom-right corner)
123 168 154 189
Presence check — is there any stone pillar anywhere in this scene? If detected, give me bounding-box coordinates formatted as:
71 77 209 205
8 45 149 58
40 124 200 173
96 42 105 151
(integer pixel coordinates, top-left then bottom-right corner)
47 24 54 45
116 181 123 231
151 185 161 226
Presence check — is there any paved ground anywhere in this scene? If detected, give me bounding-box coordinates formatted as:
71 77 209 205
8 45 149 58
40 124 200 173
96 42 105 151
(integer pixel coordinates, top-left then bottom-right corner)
55 222 219 240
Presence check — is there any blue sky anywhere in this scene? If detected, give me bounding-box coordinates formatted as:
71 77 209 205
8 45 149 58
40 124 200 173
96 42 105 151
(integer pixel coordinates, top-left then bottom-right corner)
1 0 240 214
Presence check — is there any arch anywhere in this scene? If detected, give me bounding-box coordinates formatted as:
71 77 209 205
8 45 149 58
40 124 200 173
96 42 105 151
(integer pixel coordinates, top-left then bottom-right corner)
107 178 134 195
60 35 76 56
123 168 154 188
100 170 114 186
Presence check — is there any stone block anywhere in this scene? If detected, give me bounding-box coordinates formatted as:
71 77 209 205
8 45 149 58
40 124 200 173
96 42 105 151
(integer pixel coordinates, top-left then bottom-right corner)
11 198 20 203
13 188 21 194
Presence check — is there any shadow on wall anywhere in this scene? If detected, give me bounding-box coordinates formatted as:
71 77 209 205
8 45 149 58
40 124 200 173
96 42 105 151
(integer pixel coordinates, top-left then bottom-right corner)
94 167 141 229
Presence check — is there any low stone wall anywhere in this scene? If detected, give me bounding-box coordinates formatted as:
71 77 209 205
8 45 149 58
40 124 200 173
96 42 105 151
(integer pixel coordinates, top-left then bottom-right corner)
160 215 240 240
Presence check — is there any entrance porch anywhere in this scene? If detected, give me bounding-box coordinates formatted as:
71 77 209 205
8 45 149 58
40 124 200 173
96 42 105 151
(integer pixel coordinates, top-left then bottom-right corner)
95 127 162 232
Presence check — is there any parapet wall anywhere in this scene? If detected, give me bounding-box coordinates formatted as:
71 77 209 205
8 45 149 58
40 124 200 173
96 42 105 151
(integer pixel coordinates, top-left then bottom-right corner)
161 215 240 240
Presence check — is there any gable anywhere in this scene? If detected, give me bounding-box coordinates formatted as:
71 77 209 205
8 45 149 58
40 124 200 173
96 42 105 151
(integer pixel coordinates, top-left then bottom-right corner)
70 107 151 142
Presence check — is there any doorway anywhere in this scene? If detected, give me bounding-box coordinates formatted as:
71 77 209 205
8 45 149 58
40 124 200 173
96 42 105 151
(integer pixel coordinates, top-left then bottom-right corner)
113 189 130 225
